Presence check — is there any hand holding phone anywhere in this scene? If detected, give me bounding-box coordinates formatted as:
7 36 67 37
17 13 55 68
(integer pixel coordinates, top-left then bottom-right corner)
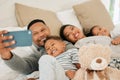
3 30 32 48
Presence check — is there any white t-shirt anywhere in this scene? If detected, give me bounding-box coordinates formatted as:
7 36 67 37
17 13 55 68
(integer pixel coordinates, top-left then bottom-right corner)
110 26 120 39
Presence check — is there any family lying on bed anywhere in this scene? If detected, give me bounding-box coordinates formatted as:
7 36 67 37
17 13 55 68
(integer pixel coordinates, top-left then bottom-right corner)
0 19 120 80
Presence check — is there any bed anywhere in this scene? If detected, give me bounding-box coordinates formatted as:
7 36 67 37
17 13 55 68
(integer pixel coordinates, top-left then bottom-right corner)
0 0 119 80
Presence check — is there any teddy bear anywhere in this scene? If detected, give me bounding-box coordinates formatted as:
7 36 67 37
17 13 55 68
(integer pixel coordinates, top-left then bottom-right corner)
73 44 120 80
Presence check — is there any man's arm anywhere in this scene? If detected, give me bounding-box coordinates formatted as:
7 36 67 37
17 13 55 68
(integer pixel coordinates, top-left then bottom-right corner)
0 30 41 74
4 53 39 74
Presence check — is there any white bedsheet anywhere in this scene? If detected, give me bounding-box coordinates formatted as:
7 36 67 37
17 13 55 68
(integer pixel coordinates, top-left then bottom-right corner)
14 71 39 80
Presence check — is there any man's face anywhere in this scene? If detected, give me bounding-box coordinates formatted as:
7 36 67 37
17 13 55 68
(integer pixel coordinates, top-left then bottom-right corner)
29 22 50 46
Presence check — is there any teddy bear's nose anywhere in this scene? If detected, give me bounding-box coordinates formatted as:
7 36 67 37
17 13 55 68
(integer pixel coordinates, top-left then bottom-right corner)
96 59 102 63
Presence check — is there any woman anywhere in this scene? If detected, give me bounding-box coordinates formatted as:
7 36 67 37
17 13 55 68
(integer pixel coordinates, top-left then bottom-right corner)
59 24 120 70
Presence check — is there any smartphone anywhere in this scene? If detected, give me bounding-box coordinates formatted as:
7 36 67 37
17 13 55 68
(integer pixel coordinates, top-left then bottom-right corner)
3 30 32 47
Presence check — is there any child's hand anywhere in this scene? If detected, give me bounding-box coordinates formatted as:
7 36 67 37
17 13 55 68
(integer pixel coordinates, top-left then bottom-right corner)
66 70 76 79
27 78 37 80
112 37 120 45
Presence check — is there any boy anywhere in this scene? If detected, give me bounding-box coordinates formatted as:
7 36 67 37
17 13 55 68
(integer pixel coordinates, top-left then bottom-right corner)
39 36 80 80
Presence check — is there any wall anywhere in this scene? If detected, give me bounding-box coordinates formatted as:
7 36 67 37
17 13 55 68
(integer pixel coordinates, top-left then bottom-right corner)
0 0 110 28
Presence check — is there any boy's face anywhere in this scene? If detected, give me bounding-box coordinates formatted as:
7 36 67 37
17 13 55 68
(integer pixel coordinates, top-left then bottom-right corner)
30 22 50 47
63 26 85 43
45 39 65 57
92 26 110 36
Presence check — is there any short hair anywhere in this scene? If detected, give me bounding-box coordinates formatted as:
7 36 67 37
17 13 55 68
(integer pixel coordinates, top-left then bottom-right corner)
44 36 62 44
27 19 46 30
59 24 73 41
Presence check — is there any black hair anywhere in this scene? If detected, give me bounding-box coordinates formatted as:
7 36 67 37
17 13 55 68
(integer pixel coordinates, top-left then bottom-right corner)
86 25 98 37
44 35 62 44
59 24 73 41
27 19 46 30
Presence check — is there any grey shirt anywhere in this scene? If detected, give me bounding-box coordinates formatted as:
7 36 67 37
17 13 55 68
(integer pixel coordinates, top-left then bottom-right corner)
4 41 74 74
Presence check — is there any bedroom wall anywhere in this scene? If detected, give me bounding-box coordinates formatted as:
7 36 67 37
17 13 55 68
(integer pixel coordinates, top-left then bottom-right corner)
0 0 110 28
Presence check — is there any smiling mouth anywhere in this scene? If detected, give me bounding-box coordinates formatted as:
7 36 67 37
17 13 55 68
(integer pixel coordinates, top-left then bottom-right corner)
41 38 46 41
40 38 46 42
102 32 106 35
52 49 57 54
75 33 79 38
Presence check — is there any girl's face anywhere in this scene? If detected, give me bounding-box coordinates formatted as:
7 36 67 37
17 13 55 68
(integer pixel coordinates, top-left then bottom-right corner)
45 39 65 57
63 25 85 43
92 26 110 36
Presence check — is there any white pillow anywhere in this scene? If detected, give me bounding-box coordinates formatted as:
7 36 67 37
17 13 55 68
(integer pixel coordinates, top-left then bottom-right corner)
0 26 25 31
56 9 82 30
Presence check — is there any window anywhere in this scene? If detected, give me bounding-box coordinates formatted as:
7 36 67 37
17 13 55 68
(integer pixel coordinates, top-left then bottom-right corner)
109 0 120 24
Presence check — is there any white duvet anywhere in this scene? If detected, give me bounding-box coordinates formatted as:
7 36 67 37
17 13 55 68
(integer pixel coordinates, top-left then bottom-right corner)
75 36 120 58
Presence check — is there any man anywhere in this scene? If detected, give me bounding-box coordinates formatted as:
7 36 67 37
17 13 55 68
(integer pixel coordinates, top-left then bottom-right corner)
0 19 74 75
0 19 50 74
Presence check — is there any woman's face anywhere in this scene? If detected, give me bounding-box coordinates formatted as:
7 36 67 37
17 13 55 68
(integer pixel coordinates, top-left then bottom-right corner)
45 39 65 57
63 25 85 43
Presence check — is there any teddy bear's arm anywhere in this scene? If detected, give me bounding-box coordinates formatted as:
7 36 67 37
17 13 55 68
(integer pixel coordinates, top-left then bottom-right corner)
107 67 120 80
72 69 86 80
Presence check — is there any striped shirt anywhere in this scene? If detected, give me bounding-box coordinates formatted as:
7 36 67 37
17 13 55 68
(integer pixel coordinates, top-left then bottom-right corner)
56 48 79 71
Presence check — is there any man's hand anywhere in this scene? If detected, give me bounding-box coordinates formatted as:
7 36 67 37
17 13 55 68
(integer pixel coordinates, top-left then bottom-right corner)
0 30 15 60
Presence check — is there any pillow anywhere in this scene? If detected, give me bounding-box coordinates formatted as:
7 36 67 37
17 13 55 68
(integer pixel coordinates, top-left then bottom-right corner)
73 0 114 34
15 3 62 36
0 27 24 31
57 9 82 30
